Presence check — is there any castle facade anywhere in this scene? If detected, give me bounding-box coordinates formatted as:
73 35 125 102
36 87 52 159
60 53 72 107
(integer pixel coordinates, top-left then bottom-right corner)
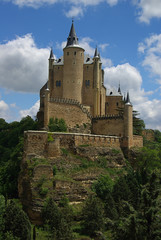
37 22 143 149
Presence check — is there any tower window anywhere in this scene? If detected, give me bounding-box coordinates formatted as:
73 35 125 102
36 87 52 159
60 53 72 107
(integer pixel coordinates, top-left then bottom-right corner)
74 51 76 55
85 80 90 87
56 80 61 87
67 52 69 56
116 102 119 106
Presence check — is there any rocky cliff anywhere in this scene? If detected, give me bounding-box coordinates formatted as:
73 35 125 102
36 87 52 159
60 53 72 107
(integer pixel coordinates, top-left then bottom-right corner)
18 131 126 224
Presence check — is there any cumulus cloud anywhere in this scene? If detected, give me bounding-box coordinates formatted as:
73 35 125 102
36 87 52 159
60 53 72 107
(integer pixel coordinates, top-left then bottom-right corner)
138 33 161 84
104 62 161 130
65 6 84 18
135 99 161 131
104 63 142 92
3 0 118 17
134 0 161 23
0 100 10 120
19 100 40 119
0 34 49 93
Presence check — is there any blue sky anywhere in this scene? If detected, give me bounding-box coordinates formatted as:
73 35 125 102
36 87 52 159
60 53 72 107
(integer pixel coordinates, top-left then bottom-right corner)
0 0 161 130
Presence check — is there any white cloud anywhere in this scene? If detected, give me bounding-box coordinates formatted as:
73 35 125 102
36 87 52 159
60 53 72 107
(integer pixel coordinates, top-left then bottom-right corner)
135 99 161 131
65 6 84 18
0 34 49 93
3 0 118 17
19 100 40 119
134 0 161 23
138 33 161 83
80 37 95 56
104 63 142 92
104 62 161 130
0 100 10 120
99 43 109 52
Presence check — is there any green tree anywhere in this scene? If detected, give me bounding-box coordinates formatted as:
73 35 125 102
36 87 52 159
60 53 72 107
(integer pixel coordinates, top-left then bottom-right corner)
81 195 104 237
4 201 31 240
133 110 145 135
0 116 38 198
92 174 114 200
42 197 73 240
154 130 161 143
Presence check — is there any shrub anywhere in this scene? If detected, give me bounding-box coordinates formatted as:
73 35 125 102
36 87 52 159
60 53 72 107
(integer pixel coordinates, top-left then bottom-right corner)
48 118 67 132
53 165 57 176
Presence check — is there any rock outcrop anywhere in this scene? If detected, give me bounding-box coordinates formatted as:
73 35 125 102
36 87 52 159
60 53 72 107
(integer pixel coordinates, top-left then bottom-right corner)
18 131 126 224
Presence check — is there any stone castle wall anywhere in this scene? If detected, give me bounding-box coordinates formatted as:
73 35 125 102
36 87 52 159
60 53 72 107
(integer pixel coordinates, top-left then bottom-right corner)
47 98 91 128
24 131 121 158
24 131 143 157
92 115 124 137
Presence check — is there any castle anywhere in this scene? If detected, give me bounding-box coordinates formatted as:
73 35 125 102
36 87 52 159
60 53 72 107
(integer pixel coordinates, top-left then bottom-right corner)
37 21 143 149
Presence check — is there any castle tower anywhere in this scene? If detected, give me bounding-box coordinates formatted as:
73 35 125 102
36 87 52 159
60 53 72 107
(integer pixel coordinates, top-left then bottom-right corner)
93 47 101 116
63 21 85 103
124 92 133 148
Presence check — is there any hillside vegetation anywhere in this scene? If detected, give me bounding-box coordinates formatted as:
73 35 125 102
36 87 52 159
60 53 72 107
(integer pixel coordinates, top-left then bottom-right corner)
0 116 161 239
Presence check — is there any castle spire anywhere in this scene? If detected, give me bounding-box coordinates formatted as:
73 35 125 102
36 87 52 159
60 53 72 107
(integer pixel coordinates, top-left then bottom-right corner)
49 48 54 59
66 20 79 47
126 91 132 105
118 83 121 94
94 46 99 58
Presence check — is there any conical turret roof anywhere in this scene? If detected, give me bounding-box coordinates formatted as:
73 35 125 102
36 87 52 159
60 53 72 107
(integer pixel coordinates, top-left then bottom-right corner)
66 21 79 47
49 48 54 59
125 91 132 105
118 83 121 94
94 46 99 58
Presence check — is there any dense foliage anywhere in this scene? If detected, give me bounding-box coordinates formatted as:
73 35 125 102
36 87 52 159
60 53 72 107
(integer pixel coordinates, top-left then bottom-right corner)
42 197 73 240
0 199 31 240
0 116 38 198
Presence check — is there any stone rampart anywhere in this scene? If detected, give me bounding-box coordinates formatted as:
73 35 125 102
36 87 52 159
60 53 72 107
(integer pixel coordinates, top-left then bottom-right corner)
24 131 121 158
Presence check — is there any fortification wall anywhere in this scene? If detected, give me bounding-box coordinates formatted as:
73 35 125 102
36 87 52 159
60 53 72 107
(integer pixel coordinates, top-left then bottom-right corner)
92 115 124 136
24 131 121 158
48 98 91 128
133 135 143 148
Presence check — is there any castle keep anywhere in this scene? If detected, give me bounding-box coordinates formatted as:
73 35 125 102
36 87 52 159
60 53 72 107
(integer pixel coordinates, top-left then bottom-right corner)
37 22 143 149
